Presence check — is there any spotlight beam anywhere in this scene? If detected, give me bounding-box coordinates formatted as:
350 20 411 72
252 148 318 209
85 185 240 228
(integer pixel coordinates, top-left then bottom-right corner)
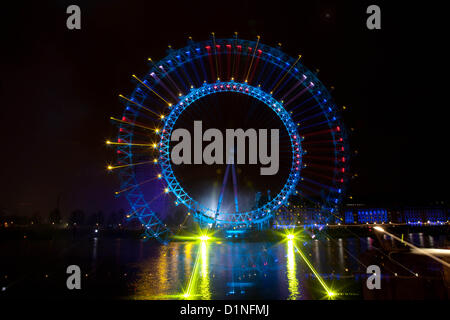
245 35 260 82
271 54 302 94
114 177 158 195
183 242 203 298
107 160 154 171
119 94 160 116
291 241 335 297
132 74 172 106
106 140 154 147
110 116 155 131
374 227 450 268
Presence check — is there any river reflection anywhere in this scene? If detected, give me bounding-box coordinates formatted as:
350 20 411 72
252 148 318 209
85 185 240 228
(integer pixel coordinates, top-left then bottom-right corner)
0 232 446 299
131 239 358 300
128 232 448 300
286 240 300 299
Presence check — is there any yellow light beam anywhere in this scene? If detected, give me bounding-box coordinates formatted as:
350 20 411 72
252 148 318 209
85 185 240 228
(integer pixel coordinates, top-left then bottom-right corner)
200 241 211 299
245 35 260 82
374 226 450 268
109 116 155 131
231 32 238 80
211 32 219 80
114 177 158 195
125 206 146 219
286 239 299 299
271 54 302 94
183 242 203 298
118 94 160 117
132 74 172 106
107 160 155 171
106 140 155 147
292 241 335 297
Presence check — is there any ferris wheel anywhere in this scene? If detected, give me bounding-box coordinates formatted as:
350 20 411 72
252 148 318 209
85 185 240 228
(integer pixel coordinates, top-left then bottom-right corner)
107 34 349 242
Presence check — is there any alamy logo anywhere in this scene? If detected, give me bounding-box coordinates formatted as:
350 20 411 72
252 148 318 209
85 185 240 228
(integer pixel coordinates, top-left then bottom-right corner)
366 5 381 30
171 121 280 176
66 265 81 290
66 5 81 30
366 265 381 289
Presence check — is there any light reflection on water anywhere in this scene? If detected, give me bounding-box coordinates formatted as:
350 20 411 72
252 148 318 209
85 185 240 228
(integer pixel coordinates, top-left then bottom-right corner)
200 241 211 300
126 233 446 300
1 231 446 299
286 240 300 299
131 240 353 300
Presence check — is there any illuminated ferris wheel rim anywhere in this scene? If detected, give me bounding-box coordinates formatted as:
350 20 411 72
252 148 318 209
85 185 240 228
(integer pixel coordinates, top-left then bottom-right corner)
158 80 302 222
113 35 350 238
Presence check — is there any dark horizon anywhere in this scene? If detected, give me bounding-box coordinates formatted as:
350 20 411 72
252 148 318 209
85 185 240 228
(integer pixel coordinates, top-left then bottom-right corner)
1 0 448 218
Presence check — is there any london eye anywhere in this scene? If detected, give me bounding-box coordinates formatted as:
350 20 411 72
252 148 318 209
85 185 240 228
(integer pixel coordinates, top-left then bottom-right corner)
107 34 349 242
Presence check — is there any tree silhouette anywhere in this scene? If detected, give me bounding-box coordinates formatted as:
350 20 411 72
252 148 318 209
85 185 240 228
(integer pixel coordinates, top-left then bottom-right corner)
107 211 118 227
31 211 41 224
48 208 61 224
87 211 105 226
69 209 85 225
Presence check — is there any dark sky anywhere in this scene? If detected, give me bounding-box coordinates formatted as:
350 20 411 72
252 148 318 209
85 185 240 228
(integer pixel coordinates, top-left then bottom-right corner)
0 0 448 217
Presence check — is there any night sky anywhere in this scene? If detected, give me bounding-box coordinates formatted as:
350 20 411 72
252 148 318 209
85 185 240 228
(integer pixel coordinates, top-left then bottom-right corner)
1 0 448 218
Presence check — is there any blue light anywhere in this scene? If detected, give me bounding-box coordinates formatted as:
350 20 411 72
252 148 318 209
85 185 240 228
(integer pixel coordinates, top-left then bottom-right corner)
157 81 302 229
116 37 348 241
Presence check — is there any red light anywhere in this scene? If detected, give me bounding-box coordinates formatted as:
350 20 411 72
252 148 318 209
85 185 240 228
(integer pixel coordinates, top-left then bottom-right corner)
336 126 341 132
341 168 345 173
342 157 346 162
205 46 211 50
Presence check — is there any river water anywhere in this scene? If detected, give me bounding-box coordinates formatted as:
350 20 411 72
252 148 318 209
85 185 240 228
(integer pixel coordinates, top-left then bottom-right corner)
0 232 448 299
